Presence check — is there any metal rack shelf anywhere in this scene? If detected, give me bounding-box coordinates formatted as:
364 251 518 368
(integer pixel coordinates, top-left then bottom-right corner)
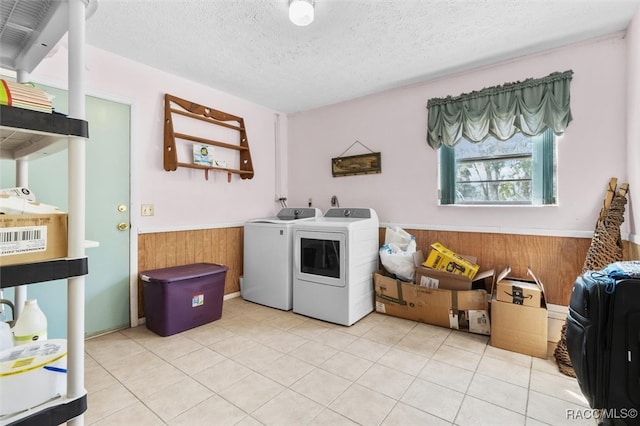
0 105 89 160
0 258 89 289
0 0 95 424
2 395 87 426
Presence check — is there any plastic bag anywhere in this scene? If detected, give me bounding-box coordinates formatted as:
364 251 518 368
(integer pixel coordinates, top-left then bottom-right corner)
590 261 640 294
379 227 416 282
602 261 640 280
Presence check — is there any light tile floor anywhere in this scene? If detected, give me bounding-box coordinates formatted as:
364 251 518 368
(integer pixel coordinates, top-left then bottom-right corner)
81 297 595 425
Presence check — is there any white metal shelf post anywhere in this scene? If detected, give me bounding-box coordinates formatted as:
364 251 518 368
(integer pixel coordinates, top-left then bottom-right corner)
13 69 31 318
67 0 88 424
13 159 28 317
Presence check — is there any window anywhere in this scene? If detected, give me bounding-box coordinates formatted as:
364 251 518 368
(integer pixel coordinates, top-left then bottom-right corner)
427 71 572 205
439 128 556 205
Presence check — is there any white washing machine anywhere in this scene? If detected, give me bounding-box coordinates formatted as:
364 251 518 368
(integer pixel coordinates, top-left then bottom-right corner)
242 208 322 310
292 208 379 326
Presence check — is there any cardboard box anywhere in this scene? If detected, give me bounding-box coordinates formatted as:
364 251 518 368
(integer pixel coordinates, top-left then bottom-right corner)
374 271 491 335
423 242 480 280
0 214 68 266
496 278 542 307
414 251 494 291
490 268 548 358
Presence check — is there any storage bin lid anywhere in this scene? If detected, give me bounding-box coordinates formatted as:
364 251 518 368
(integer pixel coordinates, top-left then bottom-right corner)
140 263 228 284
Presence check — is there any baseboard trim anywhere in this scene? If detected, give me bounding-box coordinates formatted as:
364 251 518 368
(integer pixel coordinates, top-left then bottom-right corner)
547 304 568 343
224 291 241 300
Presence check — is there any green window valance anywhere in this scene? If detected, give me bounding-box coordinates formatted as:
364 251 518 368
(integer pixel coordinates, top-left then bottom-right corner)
426 70 574 149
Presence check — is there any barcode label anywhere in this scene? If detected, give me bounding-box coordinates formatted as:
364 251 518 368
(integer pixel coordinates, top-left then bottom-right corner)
0 225 47 256
0 229 42 243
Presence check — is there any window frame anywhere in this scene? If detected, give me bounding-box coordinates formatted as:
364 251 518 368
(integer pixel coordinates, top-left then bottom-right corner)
438 128 557 206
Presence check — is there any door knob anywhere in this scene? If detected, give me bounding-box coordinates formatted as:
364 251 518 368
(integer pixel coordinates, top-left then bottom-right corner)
117 222 129 231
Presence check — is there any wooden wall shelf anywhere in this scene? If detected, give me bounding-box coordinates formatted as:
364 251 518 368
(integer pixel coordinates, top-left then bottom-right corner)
164 94 254 182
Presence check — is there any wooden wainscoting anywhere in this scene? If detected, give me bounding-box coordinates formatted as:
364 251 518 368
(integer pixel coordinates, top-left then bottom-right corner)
137 226 637 319
626 240 640 260
381 228 593 306
137 227 243 318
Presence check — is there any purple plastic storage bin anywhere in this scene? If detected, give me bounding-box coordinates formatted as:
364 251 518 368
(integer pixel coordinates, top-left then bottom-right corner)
140 263 228 336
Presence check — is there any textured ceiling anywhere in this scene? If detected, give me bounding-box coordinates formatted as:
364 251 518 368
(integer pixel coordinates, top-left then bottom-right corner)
85 0 640 113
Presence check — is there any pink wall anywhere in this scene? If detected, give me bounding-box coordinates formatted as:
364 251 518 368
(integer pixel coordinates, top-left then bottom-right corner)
627 8 640 240
31 44 288 232
30 30 633 239
288 35 630 236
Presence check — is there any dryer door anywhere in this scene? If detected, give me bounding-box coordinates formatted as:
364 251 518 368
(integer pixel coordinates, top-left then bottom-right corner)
294 229 346 287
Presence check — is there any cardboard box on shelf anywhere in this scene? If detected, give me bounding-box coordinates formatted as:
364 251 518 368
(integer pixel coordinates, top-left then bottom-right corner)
490 267 548 358
414 251 494 291
0 213 68 266
373 271 491 335
423 242 480 280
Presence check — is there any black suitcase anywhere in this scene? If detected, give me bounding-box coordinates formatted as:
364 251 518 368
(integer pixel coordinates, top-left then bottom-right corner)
566 263 640 426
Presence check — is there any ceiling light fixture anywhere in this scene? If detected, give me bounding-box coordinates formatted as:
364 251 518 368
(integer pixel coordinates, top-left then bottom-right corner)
289 0 314 26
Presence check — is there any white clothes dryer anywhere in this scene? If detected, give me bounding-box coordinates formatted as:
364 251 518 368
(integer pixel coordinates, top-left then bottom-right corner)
242 208 322 310
292 208 379 326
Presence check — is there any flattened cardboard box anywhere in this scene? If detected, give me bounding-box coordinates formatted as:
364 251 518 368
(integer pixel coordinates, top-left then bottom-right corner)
490 267 548 358
374 271 490 335
413 251 494 291
0 214 68 266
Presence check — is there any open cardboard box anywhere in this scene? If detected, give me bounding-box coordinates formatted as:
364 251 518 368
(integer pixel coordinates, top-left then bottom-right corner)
496 272 543 307
490 267 549 358
374 269 492 336
414 250 494 291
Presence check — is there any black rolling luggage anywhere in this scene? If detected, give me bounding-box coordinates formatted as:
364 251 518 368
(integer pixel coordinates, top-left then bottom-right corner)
566 261 640 425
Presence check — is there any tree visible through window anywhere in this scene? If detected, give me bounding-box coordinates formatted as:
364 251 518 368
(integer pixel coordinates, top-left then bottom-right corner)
439 128 556 205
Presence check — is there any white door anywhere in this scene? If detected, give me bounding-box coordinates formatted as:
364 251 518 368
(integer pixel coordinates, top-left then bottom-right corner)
1 86 131 338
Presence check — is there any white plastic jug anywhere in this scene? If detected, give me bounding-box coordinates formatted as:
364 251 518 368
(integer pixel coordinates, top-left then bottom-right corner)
0 322 11 351
12 299 47 345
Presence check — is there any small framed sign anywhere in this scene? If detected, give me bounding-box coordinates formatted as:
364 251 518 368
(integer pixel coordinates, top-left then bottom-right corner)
331 152 381 177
